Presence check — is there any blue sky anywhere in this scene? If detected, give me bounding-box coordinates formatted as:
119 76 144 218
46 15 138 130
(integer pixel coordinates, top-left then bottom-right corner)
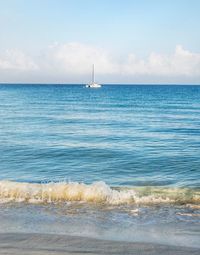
0 0 200 83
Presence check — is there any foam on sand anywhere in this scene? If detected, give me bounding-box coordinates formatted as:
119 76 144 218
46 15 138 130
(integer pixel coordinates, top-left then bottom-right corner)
0 233 200 255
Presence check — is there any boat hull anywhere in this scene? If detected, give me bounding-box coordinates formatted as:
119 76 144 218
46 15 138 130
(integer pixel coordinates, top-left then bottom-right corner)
86 83 101 88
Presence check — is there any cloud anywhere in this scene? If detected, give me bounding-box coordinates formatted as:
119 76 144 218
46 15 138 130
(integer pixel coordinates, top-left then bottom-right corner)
0 43 200 83
40 42 117 74
123 45 200 77
0 49 38 71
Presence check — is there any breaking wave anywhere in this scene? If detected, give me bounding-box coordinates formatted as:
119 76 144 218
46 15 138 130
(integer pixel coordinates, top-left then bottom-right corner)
0 180 199 205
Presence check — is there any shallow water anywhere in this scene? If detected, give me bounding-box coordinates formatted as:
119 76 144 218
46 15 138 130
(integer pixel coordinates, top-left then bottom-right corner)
0 202 200 248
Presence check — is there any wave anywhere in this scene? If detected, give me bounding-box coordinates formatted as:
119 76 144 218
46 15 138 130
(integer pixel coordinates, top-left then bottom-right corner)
0 180 199 205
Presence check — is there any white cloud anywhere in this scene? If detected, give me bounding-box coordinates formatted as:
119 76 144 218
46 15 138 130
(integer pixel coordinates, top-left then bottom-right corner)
40 42 117 74
0 43 200 83
0 49 38 71
123 45 200 77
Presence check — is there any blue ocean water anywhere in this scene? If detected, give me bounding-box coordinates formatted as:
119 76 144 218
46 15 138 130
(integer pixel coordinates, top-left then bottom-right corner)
0 84 200 248
0 84 200 187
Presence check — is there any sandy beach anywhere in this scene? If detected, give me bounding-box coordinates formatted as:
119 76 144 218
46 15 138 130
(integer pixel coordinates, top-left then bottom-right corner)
0 233 199 255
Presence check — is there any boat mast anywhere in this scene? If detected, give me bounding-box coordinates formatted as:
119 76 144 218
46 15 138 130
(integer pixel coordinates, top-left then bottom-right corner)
92 64 95 83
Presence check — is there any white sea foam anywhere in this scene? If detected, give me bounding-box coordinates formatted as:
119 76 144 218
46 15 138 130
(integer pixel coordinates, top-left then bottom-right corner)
0 180 199 205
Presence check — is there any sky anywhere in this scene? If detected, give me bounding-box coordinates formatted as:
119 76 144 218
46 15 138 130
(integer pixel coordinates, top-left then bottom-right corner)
0 0 200 84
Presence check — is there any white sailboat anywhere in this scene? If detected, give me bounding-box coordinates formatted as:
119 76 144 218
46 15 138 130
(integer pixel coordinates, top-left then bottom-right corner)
86 64 101 88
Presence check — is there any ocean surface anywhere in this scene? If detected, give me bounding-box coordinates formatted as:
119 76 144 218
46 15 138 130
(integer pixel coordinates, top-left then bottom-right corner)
0 84 200 248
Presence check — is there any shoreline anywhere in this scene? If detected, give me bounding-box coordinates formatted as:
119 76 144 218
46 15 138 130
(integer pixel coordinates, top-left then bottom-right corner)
0 233 200 255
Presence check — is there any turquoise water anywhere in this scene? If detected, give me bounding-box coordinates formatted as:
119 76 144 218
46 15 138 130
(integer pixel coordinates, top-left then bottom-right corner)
0 84 200 247
0 84 200 187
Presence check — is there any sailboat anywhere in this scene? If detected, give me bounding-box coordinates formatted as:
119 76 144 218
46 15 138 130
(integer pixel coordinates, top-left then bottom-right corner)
86 64 101 88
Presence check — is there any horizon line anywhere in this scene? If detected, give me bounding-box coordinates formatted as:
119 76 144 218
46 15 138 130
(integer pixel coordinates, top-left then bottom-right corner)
0 83 200 86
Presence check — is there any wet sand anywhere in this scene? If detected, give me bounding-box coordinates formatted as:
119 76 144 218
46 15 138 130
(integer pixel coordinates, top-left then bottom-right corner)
0 233 199 255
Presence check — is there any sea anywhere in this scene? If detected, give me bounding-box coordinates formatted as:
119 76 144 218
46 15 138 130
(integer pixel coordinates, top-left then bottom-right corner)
0 84 200 248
